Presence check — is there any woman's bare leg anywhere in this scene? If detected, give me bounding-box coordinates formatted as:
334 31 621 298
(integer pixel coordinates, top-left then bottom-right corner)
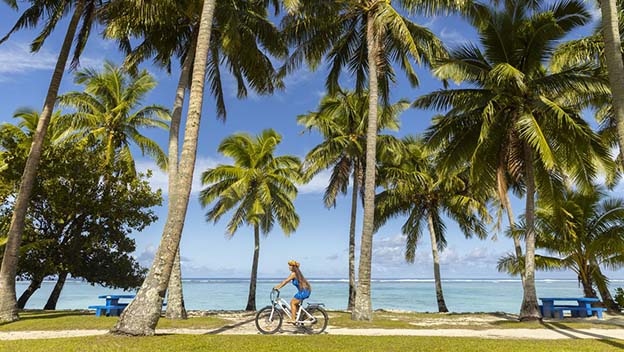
290 298 301 322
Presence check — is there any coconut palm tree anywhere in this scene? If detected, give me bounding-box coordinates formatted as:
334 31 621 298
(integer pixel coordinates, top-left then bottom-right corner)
0 0 102 322
200 129 301 311
298 90 406 311
598 0 624 167
375 137 489 312
58 62 170 173
103 0 288 319
282 0 453 321
551 3 624 172
414 0 615 320
111 0 217 336
498 186 624 312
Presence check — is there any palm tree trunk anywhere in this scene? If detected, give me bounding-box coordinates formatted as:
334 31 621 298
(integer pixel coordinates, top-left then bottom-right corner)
427 212 449 313
519 147 541 321
246 225 260 311
497 167 525 284
43 271 68 310
599 0 624 167
352 12 378 322
17 277 43 309
591 260 620 313
164 248 187 319
0 0 85 323
347 166 359 311
164 41 195 321
111 0 216 336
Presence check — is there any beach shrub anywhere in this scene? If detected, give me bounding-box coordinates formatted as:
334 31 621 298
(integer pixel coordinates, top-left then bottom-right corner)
615 288 624 308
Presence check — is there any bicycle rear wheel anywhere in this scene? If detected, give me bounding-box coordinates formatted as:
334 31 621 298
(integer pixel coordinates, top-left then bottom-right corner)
302 307 328 334
255 306 282 334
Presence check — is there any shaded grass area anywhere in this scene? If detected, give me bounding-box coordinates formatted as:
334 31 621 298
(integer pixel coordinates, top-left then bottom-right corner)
0 311 228 331
1 335 624 352
328 311 624 330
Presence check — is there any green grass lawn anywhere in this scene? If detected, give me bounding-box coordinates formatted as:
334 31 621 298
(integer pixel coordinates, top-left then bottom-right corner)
1 335 623 352
0 311 229 331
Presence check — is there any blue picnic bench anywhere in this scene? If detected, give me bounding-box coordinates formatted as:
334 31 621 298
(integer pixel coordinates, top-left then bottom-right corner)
89 294 168 317
539 297 606 319
89 295 135 317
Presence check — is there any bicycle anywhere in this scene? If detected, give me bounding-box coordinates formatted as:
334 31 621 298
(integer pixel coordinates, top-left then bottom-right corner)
255 289 328 334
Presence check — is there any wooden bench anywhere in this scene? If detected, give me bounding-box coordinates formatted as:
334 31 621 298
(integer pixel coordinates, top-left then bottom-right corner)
552 306 607 319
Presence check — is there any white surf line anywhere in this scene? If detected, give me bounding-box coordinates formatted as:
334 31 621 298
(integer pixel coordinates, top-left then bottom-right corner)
1 327 624 340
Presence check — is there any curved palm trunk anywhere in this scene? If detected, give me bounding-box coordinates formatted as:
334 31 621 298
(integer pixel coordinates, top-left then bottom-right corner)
347 166 359 311
0 0 85 323
246 225 260 311
17 277 43 309
427 212 449 313
165 248 187 319
164 42 195 321
111 0 216 336
591 260 620 313
519 148 541 321
497 167 525 284
352 13 378 321
43 271 67 310
599 0 624 166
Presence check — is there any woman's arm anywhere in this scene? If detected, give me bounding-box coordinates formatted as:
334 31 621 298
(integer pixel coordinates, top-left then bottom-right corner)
274 273 296 290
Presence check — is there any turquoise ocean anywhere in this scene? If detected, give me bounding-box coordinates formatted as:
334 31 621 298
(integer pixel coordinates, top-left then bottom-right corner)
17 278 624 313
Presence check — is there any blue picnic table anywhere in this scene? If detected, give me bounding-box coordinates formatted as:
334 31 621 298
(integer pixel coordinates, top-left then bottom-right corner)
89 295 135 317
539 297 606 319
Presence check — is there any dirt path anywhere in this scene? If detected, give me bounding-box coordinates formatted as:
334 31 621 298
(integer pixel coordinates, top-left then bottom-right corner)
2 325 624 341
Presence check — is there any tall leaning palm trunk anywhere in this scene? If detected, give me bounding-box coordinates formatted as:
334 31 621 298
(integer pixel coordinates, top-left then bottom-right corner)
112 0 216 336
520 148 541 321
496 166 524 284
0 0 85 323
353 13 379 321
427 213 448 313
600 0 624 166
246 225 261 311
347 165 360 311
165 43 196 321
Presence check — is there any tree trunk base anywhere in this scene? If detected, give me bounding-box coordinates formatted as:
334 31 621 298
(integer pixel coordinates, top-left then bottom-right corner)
518 316 541 322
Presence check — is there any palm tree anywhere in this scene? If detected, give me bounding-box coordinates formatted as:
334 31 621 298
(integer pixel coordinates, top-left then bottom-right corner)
103 0 288 319
111 0 217 336
58 62 170 173
298 90 406 311
598 0 624 167
282 0 452 321
415 0 614 320
200 129 301 311
498 187 624 313
0 0 100 322
375 137 489 312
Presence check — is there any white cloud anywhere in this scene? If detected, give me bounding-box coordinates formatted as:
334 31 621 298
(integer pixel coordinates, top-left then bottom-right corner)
0 42 103 81
136 244 157 267
440 27 467 45
0 43 58 79
136 156 222 196
298 169 331 194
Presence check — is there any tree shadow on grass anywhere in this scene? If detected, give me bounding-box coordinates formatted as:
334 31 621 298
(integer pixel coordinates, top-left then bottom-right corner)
542 321 624 350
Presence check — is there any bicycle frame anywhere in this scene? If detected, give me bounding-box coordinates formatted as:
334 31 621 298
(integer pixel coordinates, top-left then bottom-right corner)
269 290 316 325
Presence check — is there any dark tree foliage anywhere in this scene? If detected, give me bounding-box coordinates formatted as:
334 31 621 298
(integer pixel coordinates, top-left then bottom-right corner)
0 137 162 307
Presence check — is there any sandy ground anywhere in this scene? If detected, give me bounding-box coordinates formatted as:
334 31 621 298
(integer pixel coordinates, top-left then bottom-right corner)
2 311 624 341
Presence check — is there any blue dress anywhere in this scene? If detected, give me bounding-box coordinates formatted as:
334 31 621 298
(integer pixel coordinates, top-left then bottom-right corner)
292 278 311 300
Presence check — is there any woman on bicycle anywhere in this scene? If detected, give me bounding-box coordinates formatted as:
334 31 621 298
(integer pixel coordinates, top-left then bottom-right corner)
274 260 311 323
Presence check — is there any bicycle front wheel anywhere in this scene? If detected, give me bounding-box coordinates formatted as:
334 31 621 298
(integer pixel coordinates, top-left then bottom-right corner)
255 306 282 334
303 307 328 334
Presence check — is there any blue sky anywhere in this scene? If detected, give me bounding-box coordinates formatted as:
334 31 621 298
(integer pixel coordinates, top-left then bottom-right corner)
1 3 621 280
